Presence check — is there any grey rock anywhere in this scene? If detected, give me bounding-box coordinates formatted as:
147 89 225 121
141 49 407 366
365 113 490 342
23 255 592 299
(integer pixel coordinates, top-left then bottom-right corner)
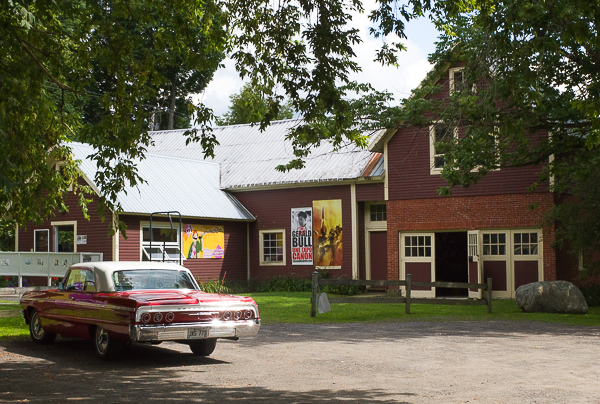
516 281 588 314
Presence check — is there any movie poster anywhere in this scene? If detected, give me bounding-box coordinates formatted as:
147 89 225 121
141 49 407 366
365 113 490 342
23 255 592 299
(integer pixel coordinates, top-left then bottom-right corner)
312 199 343 268
291 208 313 265
182 224 225 259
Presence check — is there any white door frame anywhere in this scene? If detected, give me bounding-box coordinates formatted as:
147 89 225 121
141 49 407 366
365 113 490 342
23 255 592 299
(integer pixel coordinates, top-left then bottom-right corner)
399 232 435 298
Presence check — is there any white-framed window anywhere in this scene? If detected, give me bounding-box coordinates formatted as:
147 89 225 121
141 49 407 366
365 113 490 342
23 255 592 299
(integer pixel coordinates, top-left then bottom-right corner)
513 232 540 256
54 161 74 191
404 234 432 258
482 232 507 256
429 123 457 174
51 221 77 253
449 67 464 94
34 229 49 252
370 204 386 222
141 223 184 262
259 229 286 266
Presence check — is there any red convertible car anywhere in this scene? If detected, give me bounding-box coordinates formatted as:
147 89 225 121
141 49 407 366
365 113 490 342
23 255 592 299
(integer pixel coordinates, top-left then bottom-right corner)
20 262 260 359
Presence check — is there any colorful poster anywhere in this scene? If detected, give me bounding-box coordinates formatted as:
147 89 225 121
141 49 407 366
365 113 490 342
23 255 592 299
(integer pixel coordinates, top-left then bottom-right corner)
312 199 343 268
291 208 313 265
182 224 225 259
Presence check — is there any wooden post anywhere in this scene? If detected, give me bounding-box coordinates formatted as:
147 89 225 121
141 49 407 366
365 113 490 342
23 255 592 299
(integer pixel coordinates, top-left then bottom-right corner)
405 274 412 315
487 277 493 313
311 271 319 317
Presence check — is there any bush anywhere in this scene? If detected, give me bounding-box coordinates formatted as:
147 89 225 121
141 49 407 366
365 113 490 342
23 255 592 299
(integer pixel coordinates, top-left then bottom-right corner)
579 284 600 307
197 280 233 294
0 276 29 288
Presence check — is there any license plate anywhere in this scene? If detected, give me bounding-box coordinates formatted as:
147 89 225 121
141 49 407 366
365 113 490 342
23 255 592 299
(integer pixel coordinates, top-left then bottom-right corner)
187 328 209 339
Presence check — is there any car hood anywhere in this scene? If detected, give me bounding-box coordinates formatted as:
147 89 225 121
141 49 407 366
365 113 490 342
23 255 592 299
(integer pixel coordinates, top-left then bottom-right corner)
117 290 256 306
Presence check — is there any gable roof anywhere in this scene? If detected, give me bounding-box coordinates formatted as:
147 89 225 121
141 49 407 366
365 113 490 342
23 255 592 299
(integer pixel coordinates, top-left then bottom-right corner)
149 119 385 189
70 142 255 221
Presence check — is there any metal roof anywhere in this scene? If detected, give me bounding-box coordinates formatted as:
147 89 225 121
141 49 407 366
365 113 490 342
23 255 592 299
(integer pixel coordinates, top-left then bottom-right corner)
70 142 255 221
149 119 385 189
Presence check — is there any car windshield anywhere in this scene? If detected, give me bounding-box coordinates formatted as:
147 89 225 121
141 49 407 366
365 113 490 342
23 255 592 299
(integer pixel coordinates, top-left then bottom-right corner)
112 270 198 291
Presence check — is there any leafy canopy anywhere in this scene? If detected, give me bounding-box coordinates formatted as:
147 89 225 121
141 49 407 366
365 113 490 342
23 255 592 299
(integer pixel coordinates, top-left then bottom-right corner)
215 83 294 126
398 0 600 267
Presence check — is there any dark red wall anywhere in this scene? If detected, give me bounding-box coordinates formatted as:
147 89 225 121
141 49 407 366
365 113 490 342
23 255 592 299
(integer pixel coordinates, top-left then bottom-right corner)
18 179 113 260
118 215 248 282
386 125 548 201
233 185 353 281
356 182 384 202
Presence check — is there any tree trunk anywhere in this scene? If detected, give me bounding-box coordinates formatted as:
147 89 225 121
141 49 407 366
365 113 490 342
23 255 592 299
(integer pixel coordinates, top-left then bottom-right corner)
167 78 177 130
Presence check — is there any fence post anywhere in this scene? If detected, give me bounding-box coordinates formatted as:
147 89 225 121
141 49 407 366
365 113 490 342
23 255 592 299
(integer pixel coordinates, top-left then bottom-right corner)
405 274 412 315
487 278 493 313
311 271 319 317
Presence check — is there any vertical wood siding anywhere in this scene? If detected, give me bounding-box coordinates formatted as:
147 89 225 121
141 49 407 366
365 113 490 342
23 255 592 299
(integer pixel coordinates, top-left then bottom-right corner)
234 185 353 281
18 178 113 260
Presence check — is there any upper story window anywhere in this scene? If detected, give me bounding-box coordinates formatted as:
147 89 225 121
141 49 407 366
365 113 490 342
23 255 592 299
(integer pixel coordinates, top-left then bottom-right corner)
429 123 457 174
449 67 464 94
370 204 386 222
141 224 183 262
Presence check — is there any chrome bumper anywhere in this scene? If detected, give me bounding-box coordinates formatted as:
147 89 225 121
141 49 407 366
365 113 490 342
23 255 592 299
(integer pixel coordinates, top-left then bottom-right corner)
129 319 261 342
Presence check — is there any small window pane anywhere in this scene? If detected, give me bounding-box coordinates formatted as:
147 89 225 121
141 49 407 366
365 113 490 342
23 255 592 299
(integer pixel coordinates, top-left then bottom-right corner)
425 247 431 257
531 233 538 243
514 234 521 243
483 234 490 244
523 233 529 243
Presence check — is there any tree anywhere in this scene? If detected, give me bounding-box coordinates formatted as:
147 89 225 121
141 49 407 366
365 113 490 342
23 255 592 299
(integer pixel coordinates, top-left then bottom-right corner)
398 0 600 269
215 83 294 126
2 0 424 233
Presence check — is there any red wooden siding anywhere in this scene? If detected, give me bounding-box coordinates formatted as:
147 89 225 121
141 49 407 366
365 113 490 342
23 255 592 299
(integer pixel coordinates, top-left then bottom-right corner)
386 125 549 201
18 178 113 260
118 215 248 282
358 202 366 280
233 185 353 281
356 182 384 202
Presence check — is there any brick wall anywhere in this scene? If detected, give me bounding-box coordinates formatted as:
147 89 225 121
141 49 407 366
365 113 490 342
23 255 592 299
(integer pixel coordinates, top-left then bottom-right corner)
386 193 557 281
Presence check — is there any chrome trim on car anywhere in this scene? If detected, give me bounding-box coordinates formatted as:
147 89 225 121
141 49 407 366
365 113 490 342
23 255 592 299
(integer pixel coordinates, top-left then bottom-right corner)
135 304 258 322
129 319 261 342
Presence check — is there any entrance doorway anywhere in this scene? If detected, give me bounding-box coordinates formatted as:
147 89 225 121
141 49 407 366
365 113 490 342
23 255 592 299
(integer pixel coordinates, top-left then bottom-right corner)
435 232 468 297
55 225 75 252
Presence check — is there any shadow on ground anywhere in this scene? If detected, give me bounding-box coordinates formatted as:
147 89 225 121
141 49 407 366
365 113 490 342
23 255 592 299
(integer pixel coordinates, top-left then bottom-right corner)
0 338 413 403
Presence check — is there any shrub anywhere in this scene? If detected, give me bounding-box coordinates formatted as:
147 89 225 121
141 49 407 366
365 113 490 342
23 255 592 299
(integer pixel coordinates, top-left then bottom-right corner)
579 284 600 307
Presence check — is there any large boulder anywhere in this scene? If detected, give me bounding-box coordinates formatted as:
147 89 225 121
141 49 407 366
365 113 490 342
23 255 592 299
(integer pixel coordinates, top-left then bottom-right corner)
516 281 588 314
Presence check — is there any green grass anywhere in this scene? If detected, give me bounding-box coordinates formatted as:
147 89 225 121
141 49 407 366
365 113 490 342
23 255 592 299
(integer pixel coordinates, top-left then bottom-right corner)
0 317 28 340
247 292 600 326
0 303 20 311
2 293 598 340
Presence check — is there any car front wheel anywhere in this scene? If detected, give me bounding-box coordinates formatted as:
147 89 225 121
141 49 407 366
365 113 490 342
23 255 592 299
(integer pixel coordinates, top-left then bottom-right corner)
189 338 217 356
94 325 123 360
29 310 56 345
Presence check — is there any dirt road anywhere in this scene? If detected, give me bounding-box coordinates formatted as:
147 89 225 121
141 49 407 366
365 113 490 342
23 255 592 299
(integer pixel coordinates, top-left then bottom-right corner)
1 321 599 403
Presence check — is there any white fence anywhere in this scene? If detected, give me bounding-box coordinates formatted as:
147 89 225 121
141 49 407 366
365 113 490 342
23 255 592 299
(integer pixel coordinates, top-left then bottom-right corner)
0 252 104 286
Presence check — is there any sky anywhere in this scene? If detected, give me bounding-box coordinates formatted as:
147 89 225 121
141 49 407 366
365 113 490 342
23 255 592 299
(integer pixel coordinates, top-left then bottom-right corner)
195 6 440 118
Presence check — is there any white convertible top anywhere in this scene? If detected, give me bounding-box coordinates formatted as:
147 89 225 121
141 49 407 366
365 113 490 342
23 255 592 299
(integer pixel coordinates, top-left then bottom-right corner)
68 261 198 292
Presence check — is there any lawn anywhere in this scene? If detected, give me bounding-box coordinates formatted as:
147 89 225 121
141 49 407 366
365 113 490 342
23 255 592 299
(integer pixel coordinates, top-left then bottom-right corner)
2 293 598 341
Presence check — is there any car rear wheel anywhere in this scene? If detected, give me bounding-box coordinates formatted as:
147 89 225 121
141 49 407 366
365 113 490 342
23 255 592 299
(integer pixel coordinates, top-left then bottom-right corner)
94 325 124 360
29 310 56 345
189 338 217 356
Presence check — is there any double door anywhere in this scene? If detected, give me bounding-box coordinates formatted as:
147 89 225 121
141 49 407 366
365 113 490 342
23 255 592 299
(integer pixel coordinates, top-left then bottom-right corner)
400 229 543 298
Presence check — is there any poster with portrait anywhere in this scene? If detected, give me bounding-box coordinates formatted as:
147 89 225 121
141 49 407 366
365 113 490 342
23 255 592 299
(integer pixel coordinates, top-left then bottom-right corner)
312 199 343 268
182 224 225 259
291 208 313 265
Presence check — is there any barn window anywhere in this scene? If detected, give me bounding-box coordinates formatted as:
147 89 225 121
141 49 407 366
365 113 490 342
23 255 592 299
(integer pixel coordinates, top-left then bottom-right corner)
141 224 184 262
260 230 286 266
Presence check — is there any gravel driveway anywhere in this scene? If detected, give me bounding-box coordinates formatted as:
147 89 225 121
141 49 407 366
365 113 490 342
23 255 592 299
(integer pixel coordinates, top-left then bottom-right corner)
1 321 599 403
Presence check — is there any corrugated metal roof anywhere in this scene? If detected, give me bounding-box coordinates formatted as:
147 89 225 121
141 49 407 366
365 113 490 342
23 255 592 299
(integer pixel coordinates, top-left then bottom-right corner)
150 120 386 189
70 142 255 220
